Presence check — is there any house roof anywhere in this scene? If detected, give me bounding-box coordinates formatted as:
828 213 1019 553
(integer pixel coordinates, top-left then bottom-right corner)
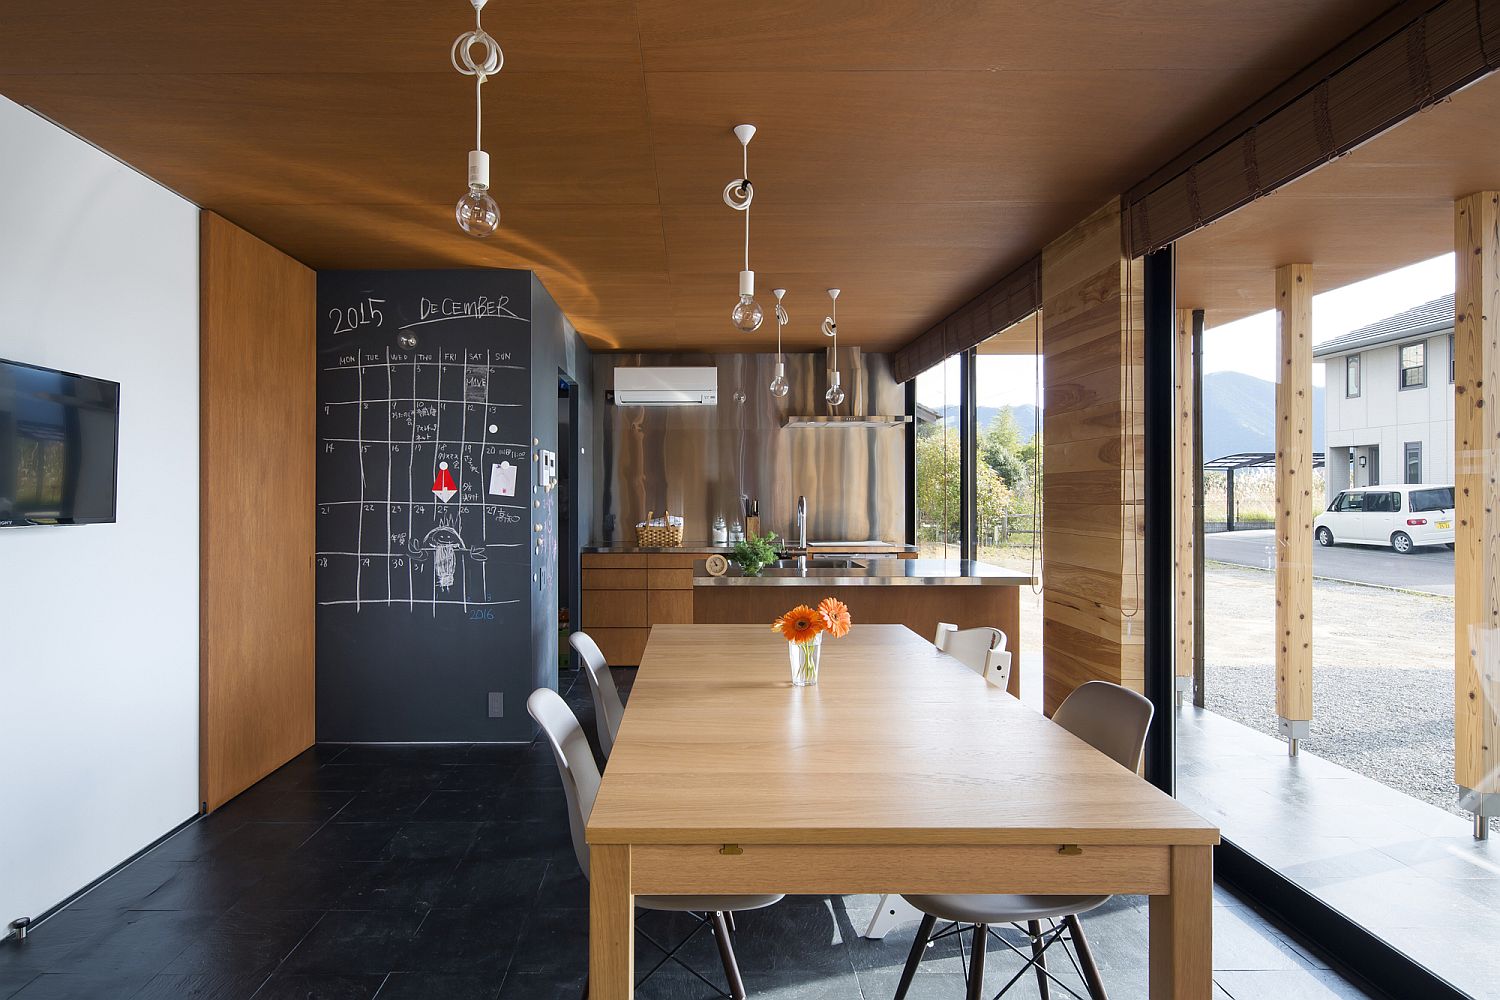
1312 294 1454 359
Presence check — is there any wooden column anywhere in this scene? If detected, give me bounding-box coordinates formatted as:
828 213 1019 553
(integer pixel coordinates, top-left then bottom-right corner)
1173 309 1195 706
1455 192 1500 839
1273 264 1314 755
1041 198 1145 713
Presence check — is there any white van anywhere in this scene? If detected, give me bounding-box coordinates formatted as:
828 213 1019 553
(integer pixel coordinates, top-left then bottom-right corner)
1314 484 1455 554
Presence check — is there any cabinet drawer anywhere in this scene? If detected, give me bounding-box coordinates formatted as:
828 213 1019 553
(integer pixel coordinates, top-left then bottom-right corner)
582 568 648 590
646 553 703 568
647 568 694 590
583 590 648 627
648 590 694 625
583 554 650 568
589 627 651 667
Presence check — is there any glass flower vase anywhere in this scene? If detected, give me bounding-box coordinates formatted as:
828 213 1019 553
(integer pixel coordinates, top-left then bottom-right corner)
789 633 822 686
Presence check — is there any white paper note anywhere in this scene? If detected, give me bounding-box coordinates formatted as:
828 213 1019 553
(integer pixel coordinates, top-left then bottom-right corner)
489 461 517 497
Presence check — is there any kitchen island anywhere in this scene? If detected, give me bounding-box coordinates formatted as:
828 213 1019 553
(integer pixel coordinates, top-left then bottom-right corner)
693 559 1034 696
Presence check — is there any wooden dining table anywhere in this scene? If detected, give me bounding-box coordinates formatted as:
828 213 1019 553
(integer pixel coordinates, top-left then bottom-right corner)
585 624 1220 999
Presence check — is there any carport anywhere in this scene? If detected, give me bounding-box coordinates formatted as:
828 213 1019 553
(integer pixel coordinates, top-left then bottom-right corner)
1204 451 1326 532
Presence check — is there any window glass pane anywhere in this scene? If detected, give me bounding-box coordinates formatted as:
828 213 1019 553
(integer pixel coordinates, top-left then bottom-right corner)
914 355 961 558
1400 342 1426 387
1405 442 1422 484
1346 355 1360 396
1409 487 1453 511
972 339 1042 575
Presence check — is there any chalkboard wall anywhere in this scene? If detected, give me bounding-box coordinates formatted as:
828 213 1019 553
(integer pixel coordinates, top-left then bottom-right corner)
316 268 589 742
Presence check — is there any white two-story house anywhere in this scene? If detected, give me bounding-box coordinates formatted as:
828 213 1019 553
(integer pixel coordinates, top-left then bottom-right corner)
1313 293 1455 505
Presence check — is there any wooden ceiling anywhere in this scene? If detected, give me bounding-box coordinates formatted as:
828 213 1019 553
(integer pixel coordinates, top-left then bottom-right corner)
0 1 1390 351
1178 70 1500 326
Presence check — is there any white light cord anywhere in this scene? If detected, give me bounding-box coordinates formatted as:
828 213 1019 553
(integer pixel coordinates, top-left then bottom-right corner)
452 3 502 154
723 142 754 271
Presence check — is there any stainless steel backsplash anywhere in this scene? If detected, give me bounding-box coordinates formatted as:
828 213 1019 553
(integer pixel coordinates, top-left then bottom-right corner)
592 350 907 545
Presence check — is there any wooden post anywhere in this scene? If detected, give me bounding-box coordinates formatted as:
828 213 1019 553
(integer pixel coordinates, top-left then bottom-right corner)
1274 264 1314 755
590 844 634 999
1174 309 1195 707
1454 192 1500 839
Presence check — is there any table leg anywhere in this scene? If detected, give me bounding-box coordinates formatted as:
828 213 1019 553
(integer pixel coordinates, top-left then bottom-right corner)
590 844 634 1000
1148 844 1212 999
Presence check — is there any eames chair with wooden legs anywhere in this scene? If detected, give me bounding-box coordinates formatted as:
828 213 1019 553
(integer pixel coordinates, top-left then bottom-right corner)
527 688 782 1000
569 630 625 758
862 622 1016 941
891 681 1156 1000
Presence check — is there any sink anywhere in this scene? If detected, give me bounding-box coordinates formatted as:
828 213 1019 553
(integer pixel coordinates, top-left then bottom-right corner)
769 558 867 570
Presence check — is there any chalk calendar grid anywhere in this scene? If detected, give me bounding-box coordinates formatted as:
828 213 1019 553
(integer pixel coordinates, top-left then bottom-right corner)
317 346 531 615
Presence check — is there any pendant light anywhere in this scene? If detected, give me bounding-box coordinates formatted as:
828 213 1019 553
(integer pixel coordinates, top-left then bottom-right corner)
769 288 790 398
451 0 502 238
823 288 845 407
725 124 763 332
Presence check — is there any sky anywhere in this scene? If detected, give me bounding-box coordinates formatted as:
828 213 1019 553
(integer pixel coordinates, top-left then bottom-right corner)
916 253 1456 410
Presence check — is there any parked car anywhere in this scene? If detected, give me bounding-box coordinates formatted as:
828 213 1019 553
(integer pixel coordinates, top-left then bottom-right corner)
1314 484 1455 553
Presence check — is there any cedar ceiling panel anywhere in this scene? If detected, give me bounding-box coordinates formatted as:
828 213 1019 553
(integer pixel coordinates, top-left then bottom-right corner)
0 1 643 74
644 69 1289 208
634 0 1387 74
1177 74 1500 325
659 201 1092 351
0 72 659 208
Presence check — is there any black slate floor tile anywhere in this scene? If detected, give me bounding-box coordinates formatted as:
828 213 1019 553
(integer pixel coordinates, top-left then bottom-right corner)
49 910 203 977
337 861 459 911
277 911 422 976
380 822 479 861
162 910 322 979
465 822 569 862
295 825 401 863
402 909 522 975
132 972 267 999
330 792 431 824
370 972 500 1000
434 860 545 911
495 970 585 999
9 972 154 999
249 974 384 1000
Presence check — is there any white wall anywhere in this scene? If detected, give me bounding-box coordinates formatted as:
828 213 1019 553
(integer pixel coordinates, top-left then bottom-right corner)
0 96 199 925
1323 333 1455 495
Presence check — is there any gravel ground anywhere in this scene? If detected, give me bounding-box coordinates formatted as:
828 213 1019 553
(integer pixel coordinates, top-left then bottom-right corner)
1202 562 1470 822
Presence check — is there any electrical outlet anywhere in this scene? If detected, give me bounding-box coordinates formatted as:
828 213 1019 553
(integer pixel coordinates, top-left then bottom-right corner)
487 692 504 718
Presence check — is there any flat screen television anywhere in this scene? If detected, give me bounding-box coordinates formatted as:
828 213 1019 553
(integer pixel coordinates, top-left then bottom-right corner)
0 358 120 527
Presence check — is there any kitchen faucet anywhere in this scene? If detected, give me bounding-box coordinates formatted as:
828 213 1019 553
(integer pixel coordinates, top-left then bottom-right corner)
796 495 808 551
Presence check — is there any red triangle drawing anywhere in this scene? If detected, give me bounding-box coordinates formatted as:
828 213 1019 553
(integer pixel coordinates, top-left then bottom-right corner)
432 463 457 503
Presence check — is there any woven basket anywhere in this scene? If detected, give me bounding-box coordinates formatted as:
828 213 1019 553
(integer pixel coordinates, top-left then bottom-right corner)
636 509 685 547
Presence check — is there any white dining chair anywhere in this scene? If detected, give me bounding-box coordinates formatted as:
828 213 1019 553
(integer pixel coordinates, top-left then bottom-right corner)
570 630 625 758
862 623 1015 941
891 681 1156 1000
527 688 783 1000
934 621 1012 690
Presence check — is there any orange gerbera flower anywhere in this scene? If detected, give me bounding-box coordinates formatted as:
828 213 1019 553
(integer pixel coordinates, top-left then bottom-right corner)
818 597 852 638
774 605 826 644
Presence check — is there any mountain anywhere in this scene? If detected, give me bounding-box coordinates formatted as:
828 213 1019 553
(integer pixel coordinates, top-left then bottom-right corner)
927 372 1323 459
1201 371 1325 459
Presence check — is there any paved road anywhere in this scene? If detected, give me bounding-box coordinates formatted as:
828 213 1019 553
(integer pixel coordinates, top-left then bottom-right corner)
1204 528 1454 596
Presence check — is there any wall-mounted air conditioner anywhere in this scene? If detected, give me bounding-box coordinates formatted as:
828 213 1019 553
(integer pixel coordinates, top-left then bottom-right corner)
613 367 718 406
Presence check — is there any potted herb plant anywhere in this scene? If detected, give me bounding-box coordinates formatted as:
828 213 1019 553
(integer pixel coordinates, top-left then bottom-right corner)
730 530 779 576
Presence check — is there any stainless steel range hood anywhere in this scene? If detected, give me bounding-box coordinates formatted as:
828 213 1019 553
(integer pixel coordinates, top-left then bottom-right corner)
783 346 911 428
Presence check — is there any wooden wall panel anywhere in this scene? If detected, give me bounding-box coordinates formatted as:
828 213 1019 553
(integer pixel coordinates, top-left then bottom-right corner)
200 211 316 812
1041 198 1145 714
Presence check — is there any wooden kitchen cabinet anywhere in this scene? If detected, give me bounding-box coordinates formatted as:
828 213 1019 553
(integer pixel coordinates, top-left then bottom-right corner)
581 552 700 665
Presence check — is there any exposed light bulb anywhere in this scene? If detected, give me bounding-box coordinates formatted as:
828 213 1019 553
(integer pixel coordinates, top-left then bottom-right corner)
456 187 500 237
732 270 763 332
825 383 846 407
397 332 418 350
457 151 500 238
769 360 790 398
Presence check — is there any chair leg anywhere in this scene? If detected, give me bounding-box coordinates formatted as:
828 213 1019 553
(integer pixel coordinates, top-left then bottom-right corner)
966 923 986 1000
727 910 737 934
894 913 937 1000
1064 915 1108 1000
1027 920 1050 999
710 911 747 1000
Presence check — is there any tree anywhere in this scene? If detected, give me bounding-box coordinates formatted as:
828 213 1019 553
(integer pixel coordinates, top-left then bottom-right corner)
915 426 1014 544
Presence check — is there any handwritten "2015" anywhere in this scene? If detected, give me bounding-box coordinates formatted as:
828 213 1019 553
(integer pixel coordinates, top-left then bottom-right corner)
329 298 386 335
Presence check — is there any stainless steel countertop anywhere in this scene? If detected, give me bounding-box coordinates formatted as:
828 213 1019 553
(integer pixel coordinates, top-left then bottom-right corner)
694 558 1037 587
